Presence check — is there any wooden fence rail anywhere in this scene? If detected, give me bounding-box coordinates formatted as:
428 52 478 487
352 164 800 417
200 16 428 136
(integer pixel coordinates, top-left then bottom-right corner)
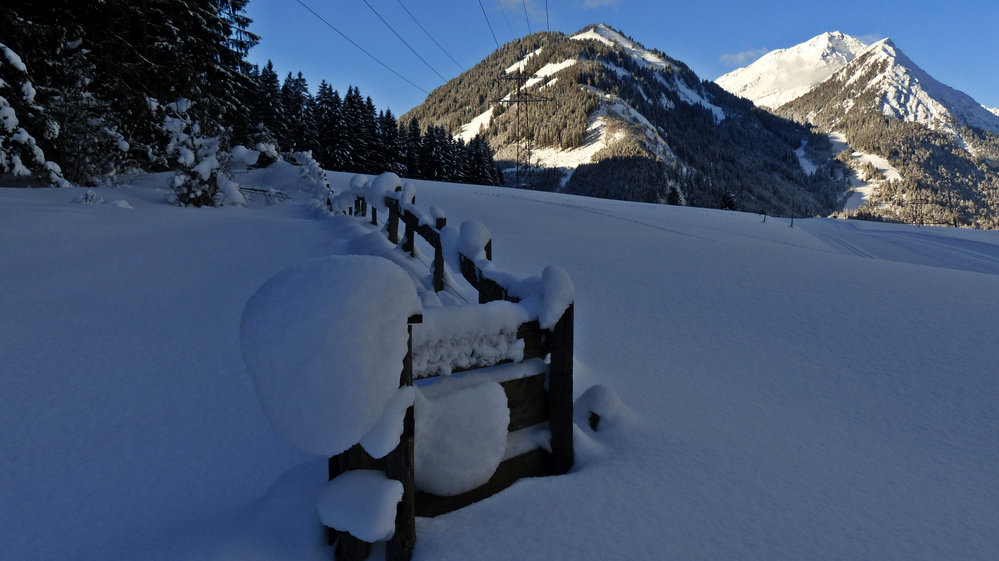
327 190 573 561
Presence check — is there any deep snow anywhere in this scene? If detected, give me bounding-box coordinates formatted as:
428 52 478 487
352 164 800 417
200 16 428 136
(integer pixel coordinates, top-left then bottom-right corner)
3 166 999 560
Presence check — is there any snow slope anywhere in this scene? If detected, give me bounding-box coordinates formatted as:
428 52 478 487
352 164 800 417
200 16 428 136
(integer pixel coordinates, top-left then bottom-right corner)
716 32 869 108
4 169 999 560
844 39 999 136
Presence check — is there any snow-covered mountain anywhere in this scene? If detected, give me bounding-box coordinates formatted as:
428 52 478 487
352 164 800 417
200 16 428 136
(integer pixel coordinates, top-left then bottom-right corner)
404 24 847 217
773 37 999 227
715 31 870 109
793 38 999 136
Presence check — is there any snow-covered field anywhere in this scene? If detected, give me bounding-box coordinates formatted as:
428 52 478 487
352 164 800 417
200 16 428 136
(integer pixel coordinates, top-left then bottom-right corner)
3 166 999 560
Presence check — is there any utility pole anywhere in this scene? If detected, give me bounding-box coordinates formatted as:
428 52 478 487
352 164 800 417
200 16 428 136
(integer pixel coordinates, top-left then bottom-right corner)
494 67 553 189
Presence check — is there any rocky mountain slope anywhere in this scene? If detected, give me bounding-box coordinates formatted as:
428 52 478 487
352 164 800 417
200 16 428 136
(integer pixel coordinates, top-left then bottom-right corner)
402 24 849 217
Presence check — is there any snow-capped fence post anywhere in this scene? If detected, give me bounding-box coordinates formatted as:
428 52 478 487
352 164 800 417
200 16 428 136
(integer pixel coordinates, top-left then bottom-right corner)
388 203 400 245
548 303 574 475
403 218 415 257
385 318 419 561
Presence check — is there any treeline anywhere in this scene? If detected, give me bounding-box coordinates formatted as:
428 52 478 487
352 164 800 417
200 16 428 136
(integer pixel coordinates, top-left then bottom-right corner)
251 65 501 185
0 1 500 203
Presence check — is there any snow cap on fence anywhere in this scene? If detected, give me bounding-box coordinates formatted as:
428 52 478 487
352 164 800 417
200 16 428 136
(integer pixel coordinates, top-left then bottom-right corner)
240 255 422 456
459 219 491 259
415 381 510 496
349 174 368 191
538 265 575 329
317 470 403 542
401 181 416 205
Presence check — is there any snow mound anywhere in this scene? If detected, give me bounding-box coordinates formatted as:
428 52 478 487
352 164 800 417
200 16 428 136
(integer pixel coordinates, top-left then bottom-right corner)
317 470 403 542
415 381 510 496
240 255 422 456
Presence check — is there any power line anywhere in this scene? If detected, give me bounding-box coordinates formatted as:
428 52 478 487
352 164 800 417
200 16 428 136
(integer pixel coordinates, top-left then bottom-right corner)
393 0 465 72
293 0 428 94
477 0 500 49
545 0 550 32
522 0 532 34
495 0 516 41
359 0 448 83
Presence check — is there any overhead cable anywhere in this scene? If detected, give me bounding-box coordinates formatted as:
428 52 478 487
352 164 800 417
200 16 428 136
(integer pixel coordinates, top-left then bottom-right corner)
293 0 428 94
477 0 500 49
522 0 532 34
359 0 448 82
495 0 516 40
393 0 466 72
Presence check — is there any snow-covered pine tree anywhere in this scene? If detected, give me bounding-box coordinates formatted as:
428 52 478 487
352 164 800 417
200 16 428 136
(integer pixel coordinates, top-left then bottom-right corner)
0 41 67 186
163 99 233 207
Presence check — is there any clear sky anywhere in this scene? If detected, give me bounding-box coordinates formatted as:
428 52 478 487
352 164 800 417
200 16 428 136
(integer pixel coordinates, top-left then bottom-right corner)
245 0 999 117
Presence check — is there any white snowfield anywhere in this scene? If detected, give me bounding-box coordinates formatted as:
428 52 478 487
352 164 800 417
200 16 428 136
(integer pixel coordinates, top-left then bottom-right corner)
3 166 999 560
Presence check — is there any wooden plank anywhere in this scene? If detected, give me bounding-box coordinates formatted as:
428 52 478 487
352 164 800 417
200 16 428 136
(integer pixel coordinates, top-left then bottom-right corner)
335 533 372 561
414 448 551 518
502 373 549 432
516 320 546 359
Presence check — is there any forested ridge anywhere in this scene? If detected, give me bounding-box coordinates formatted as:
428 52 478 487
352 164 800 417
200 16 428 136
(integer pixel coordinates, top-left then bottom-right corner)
404 25 851 217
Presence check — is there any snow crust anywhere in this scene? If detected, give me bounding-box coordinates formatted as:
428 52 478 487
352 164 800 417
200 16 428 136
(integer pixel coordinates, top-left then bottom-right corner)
716 31 870 108
415 381 510 496
317 470 403 542
240 255 421 456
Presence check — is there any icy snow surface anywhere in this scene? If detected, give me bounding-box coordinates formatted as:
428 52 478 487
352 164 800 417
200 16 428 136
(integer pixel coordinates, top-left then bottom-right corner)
241 255 421 456
4 166 999 560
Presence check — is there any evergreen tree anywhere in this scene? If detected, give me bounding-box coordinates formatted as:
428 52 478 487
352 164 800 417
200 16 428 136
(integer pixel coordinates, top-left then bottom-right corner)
377 109 405 175
252 61 286 148
403 118 423 178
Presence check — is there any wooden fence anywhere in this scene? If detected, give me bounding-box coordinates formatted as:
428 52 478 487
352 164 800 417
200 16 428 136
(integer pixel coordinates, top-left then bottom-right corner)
327 191 574 561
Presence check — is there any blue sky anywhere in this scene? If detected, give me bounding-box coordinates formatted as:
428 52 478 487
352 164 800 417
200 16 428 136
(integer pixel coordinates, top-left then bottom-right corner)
246 0 998 116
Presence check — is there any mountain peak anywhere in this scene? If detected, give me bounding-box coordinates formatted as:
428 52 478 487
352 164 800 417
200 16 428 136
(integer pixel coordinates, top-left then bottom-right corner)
715 31 869 108
825 37 999 136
